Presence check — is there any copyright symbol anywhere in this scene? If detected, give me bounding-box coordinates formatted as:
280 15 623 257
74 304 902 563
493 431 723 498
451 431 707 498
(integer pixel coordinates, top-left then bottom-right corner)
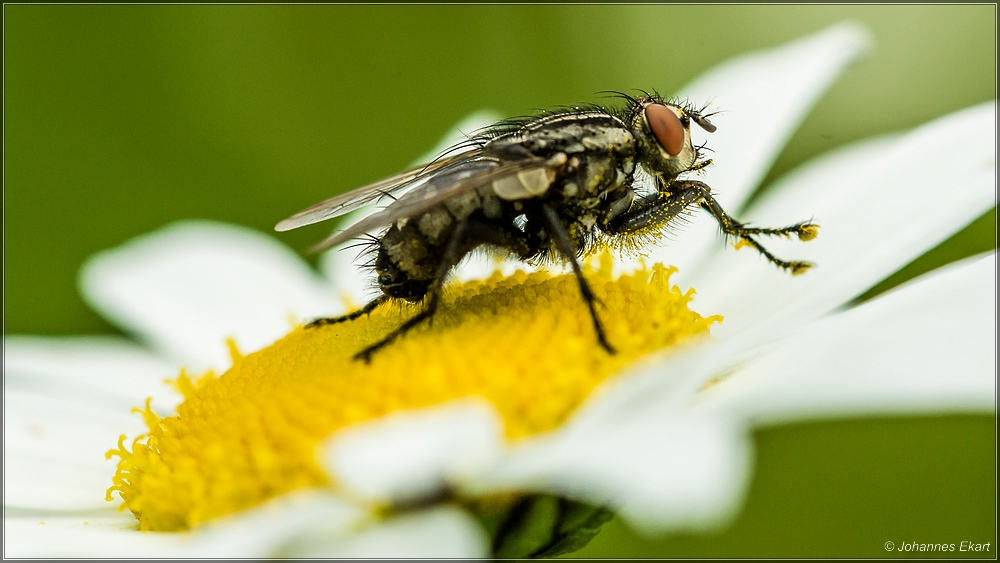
885 541 895 551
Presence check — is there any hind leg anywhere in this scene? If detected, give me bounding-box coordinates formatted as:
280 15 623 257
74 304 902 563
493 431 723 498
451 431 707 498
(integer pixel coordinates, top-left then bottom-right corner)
305 295 389 328
352 219 470 363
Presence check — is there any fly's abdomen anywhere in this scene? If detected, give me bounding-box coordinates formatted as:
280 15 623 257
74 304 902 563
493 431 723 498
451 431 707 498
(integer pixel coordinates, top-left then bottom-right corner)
376 221 438 301
376 192 489 301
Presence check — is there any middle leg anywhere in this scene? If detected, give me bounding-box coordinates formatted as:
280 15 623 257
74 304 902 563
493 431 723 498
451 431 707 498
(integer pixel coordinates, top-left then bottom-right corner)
542 204 616 354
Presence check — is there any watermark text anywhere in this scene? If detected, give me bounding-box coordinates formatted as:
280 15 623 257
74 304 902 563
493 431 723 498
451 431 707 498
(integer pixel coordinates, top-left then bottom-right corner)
884 540 992 553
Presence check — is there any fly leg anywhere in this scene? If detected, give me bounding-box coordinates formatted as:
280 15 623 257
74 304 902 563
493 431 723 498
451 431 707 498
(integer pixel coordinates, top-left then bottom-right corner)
600 181 707 235
602 180 818 275
542 204 616 354
693 181 817 274
306 295 389 328
353 219 469 363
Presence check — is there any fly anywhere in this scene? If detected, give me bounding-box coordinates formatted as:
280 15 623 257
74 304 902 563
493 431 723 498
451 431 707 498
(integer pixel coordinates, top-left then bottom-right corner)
276 92 819 362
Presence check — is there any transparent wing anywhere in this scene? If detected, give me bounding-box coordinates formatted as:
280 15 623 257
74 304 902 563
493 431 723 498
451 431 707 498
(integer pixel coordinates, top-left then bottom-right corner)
308 156 557 252
274 150 483 232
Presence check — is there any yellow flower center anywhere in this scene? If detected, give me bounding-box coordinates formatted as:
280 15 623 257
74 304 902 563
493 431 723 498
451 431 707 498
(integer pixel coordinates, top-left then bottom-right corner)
106 256 721 532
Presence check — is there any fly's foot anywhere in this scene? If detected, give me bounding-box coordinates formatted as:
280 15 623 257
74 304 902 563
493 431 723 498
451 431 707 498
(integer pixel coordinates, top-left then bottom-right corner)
788 261 814 276
796 223 820 241
353 349 375 364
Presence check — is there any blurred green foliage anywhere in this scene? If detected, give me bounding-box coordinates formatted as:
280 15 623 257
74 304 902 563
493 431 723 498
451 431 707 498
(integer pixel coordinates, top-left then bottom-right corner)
4 5 995 558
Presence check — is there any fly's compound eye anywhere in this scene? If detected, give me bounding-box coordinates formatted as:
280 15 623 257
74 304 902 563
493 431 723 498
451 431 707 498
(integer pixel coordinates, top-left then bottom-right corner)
644 103 685 156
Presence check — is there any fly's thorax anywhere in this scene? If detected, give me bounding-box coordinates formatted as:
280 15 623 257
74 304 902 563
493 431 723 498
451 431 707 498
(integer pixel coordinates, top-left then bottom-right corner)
558 150 634 204
483 111 638 206
599 183 636 226
545 211 599 260
499 112 636 158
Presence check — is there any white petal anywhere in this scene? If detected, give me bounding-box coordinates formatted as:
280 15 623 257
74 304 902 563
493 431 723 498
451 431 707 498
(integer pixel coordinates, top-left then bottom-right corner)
451 251 505 283
697 252 997 425
5 453 120 513
80 220 342 371
4 335 180 412
649 22 873 275
3 337 176 511
4 490 365 558
4 390 143 510
469 242 992 535
688 101 996 339
188 489 364 557
284 505 489 558
679 132 896 322
467 408 750 535
3 512 186 558
321 399 505 504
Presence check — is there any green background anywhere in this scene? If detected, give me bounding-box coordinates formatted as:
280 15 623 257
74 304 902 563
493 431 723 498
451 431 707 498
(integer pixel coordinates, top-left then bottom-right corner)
4 6 995 557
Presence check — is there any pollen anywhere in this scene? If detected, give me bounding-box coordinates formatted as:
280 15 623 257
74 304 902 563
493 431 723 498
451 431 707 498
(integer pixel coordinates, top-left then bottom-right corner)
797 223 820 241
106 256 721 532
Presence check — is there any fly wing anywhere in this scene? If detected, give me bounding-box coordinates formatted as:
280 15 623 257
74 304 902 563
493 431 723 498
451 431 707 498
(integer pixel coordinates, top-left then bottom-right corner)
274 150 482 232
308 156 561 252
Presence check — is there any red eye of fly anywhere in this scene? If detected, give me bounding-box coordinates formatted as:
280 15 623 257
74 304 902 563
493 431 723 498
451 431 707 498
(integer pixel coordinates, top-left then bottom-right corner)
644 103 685 156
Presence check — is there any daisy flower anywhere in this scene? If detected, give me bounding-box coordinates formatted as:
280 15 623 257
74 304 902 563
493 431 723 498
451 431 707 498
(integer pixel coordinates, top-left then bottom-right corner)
4 22 995 558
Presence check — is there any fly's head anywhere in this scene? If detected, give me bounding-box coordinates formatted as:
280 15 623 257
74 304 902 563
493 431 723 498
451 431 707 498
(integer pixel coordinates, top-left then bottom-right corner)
628 95 717 182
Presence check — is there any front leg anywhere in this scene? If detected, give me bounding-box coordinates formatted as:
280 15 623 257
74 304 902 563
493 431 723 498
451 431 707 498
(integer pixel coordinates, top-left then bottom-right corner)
601 180 818 275
600 181 706 236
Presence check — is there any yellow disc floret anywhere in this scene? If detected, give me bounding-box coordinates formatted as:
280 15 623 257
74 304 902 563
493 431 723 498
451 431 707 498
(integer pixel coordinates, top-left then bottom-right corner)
107 256 721 531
